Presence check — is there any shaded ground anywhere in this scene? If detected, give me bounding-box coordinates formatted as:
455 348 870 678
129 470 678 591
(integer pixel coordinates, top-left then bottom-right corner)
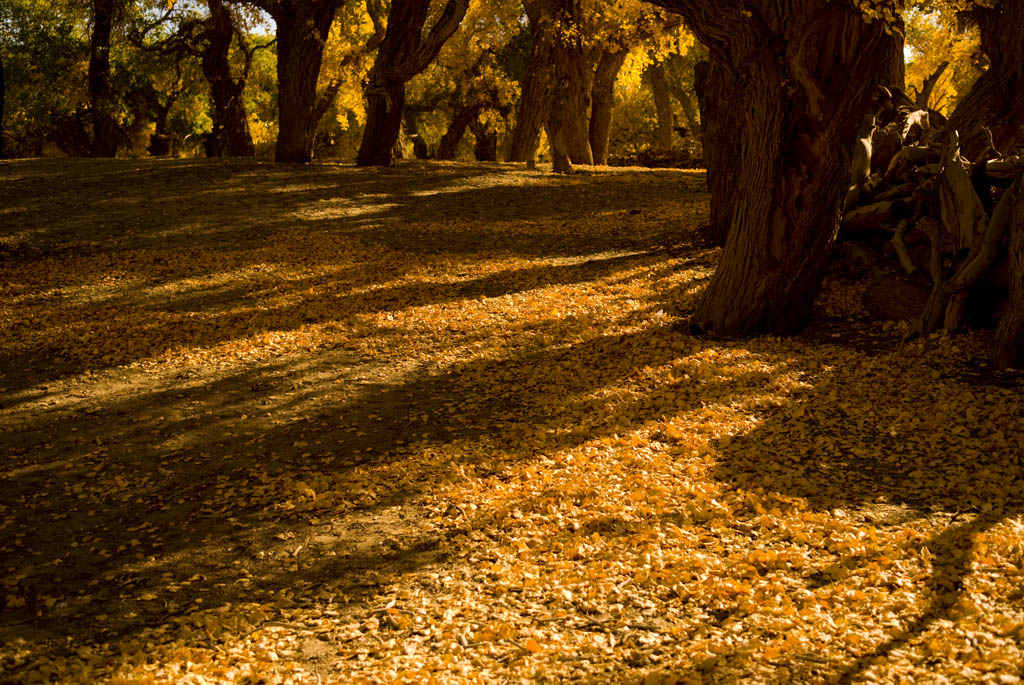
1 158 1023 683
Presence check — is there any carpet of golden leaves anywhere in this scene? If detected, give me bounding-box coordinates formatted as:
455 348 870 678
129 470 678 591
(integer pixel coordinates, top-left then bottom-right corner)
1 158 1022 683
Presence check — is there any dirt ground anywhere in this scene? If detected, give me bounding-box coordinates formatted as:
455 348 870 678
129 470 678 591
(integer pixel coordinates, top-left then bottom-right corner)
1 158 1023 684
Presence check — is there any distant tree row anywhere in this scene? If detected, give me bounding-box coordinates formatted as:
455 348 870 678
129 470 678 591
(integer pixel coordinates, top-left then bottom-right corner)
0 0 710 165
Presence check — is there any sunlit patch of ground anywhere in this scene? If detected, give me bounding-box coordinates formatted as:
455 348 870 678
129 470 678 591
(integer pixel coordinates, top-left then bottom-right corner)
1 158 1022 683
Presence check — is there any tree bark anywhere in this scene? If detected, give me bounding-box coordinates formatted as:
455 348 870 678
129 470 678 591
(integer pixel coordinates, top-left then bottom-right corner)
89 0 120 157
652 1 903 336
202 0 255 156
665 53 700 136
356 0 469 166
590 48 627 165
694 57 740 247
469 117 497 161
264 0 339 163
646 60 674 150
436 102 482 159
507 14 555 163
541 0 592 171
994 173 1024 369
559 44 595 165
945 3 1024 160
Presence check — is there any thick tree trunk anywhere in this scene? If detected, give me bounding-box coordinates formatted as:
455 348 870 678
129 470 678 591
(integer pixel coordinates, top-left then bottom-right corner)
272 2 337 163
436 103 481 159
507 18 554 163
993 173 1024 369
0 54 7 159
945 4 1024 160
469 118 497 161
356 0 468 166
559 47 594 165
647 60 674 150
358 83 406 166
542 0 591 171
666 3 904 336
203 0 254 157
694 57 741 247
590 49 627 165
89 0 120 157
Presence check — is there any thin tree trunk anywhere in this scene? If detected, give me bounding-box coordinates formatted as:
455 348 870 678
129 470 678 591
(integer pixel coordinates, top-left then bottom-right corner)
663 2 904 336
694 57 740 247
590 48 627 165
646 60 674 150
89 0 120 157
436 102 481 159
203 0 254 156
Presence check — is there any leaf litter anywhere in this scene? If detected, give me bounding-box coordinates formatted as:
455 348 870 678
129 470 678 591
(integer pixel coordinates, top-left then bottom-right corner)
0 158 1022 683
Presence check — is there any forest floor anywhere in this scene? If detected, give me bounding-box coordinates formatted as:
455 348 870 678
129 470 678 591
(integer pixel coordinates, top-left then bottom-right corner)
1 157 1023 684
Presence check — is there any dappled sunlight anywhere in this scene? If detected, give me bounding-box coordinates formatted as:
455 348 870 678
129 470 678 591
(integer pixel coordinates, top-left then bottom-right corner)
2 160 1023 683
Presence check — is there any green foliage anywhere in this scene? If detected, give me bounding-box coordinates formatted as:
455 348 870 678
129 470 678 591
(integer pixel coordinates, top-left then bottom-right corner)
0 0 90 155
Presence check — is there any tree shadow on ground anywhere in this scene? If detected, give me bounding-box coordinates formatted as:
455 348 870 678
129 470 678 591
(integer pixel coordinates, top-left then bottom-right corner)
0 240 723 676
708 338 1024 681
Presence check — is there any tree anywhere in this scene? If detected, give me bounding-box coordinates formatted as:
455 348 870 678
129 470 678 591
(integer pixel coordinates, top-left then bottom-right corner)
507 0 682 171
89 0 122 156
644 58 673 150
236 0 342 163
356 0 469 167
193 0 259 156
943 1 1024 160
646 0 904 336
588 46 627 164
693 55 741 247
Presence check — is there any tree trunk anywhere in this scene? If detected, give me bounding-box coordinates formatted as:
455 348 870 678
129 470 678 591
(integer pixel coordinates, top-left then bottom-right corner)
0 54 7 159
915 60 949 110
560 46 594 164
89 0 120 157
590 48 627 165
993 173 1024 370
203 0 254 156
647 60 674 150
659 2 904 336
694 57 740 247
507 16 555 163
469 117 497 161
542 0 591 171
271 2 337 163
665 54 700 136
436 102 481 159
945 3 1024 160
358 83 407 166
356 0 469 166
